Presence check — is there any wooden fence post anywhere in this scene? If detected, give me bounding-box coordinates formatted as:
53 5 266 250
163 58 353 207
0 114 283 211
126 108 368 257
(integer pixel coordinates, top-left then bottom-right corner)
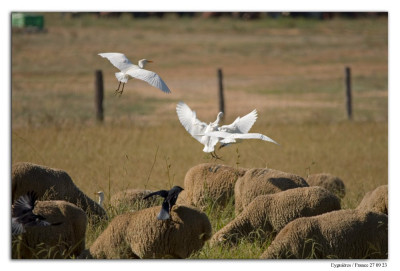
95 70 104 122
217 68 225 120
345 66 352 120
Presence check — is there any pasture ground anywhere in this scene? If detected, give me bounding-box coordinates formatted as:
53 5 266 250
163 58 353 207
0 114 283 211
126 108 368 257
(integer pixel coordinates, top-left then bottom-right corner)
11 13 388 258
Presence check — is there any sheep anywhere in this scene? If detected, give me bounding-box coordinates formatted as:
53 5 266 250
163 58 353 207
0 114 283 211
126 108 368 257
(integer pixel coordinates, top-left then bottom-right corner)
234 168 309 215
12 162 107 219
12 200 87 259
260 209 388 259
357 185 388 215
211 186 341 246
306 173 346 199
109 189 161 212
177 163 247 209
86 205 212 259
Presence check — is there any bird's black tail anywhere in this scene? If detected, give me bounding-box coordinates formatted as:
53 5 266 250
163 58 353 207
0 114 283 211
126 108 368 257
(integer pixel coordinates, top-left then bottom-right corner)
143 192 156 200
143 190 168 200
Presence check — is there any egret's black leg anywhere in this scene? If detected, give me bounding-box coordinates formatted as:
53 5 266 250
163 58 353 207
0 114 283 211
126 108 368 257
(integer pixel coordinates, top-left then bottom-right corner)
218 144 227 150
114 82 121 95
120 83 125 95
211 151 223 161
115 83 125 97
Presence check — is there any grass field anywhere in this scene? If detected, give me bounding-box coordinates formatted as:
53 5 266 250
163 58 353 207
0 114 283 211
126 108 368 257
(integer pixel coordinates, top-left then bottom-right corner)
11 12 388 258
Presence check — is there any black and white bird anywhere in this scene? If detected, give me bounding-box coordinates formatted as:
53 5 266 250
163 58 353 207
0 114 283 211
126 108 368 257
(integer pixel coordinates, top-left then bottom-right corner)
143 186 184 220
11 191 56 235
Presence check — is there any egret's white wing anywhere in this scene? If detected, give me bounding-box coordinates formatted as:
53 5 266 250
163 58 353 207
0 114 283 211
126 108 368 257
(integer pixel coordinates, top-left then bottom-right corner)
176 102 208 143
205 131 279 145
220 109 258 133
232 133 279 145
98 53 134 72
126 68 171 93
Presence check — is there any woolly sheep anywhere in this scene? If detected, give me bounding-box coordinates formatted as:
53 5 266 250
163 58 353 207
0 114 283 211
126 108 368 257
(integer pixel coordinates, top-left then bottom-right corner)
211 186 341 246
177 163 246 208
357 185 388 215
87 205 212 259
306 173 346 198
234 168 309 215
110 189 161 212
260 209 388 259
12 162 107 219
12 200 87 259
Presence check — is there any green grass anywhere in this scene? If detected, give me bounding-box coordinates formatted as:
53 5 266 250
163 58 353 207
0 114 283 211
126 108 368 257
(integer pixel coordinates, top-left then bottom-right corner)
11 13 388 259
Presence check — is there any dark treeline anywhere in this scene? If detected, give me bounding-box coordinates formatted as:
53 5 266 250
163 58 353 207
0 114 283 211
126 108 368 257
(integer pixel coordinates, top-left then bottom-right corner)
67 12 387 20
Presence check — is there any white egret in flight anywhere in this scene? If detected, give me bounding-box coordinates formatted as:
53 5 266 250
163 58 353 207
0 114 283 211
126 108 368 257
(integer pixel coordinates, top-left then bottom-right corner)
98 52 171 96
176 101 223 159
176 101 278 159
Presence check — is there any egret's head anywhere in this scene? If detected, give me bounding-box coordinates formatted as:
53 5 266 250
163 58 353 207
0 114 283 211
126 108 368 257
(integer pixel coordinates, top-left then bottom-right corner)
215 112 224 123
138 59 153 68
95 191 105 206
95 191 104 199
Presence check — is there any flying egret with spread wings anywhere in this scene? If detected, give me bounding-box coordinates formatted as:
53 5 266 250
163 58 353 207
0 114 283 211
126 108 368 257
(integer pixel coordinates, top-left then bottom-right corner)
176 102 278 158
98 53 171 96
176 101 223 159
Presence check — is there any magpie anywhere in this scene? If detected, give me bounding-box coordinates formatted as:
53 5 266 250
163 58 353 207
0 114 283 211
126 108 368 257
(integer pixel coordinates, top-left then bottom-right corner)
12 191 60 235
143 186 184 220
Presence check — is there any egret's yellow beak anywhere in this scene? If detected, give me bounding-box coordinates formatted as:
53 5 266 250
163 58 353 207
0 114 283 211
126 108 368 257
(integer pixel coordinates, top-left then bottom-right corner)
147 60 153 63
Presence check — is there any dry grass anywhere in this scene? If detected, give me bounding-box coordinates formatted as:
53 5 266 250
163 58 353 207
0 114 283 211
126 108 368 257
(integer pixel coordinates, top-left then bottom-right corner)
11 121 387 211
11 13 388 259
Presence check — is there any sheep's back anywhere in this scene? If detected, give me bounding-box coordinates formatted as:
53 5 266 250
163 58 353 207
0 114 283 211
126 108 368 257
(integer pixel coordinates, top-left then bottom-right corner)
110 189 160 212
267 186 341 231
306 173 346 198
235 168 308 215
357 185 388 215
210 186 340 246
89 205 211 259
180 163 246 208
261 209 388 259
